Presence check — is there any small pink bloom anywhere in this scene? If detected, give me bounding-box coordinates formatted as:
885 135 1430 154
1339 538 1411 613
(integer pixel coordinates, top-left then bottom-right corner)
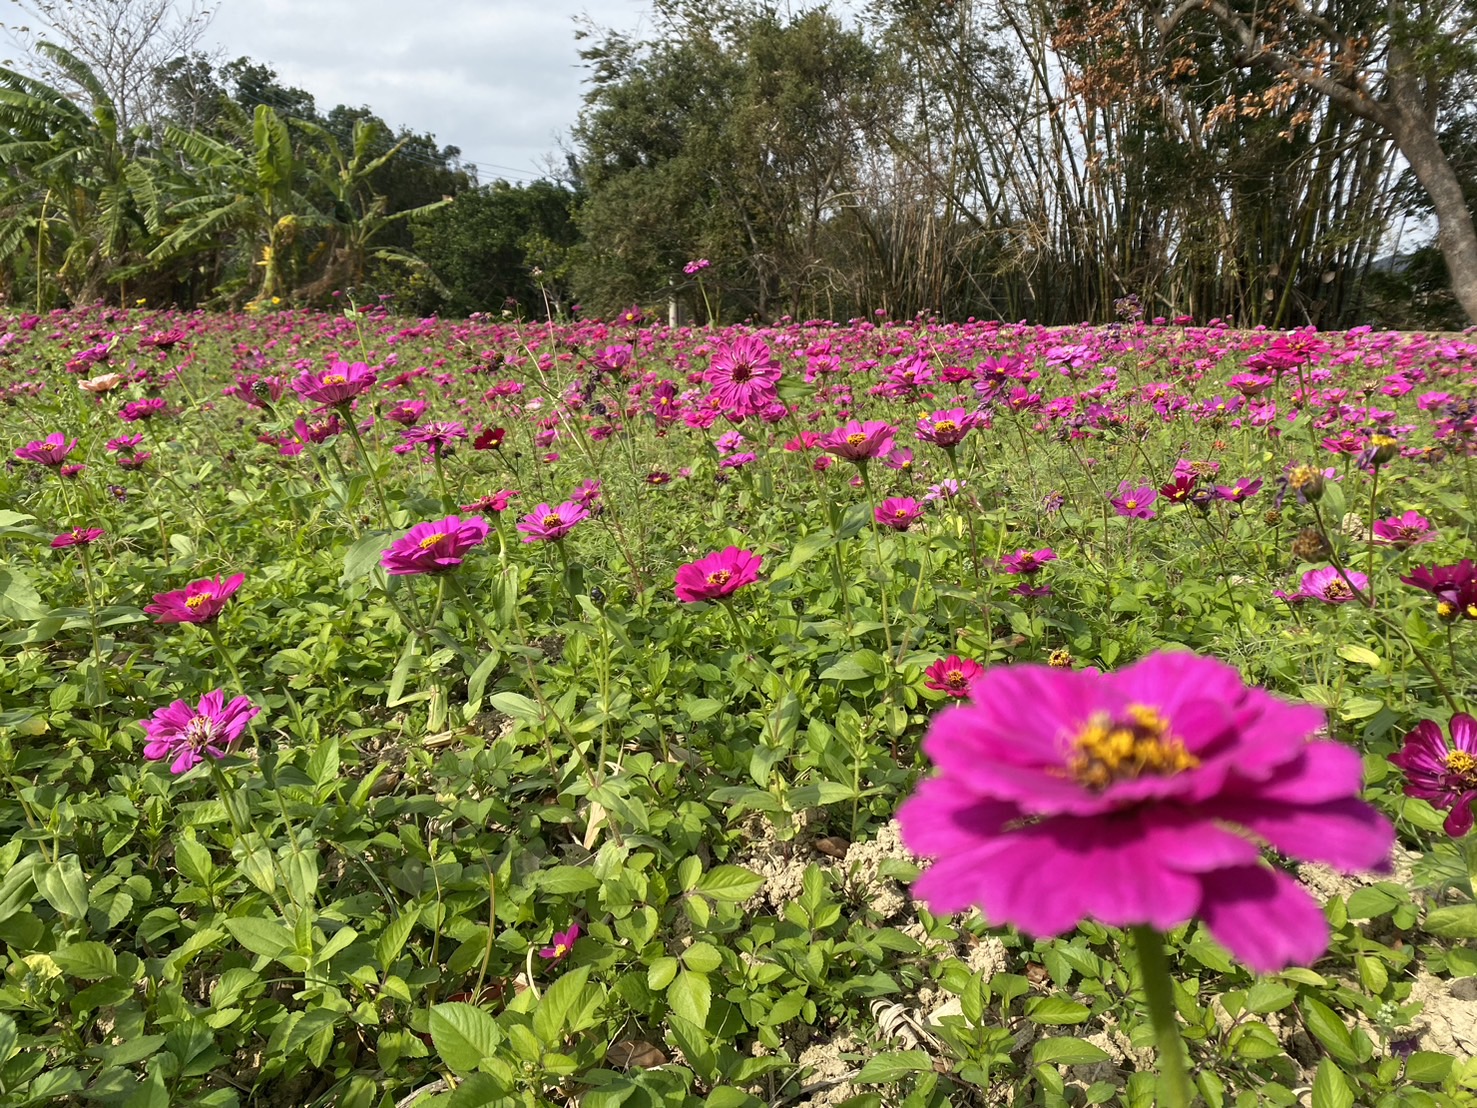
818 419 895 462
461 490 519 513
15 432 76 466
674 547 763 603
141 689 259 775
1297 566 1367 604
52 527 105 548
923 655 984 697
875 497 923 531
144 574 245 624
1388 714 1477 836
539 924 580 961
381 516 489 575
915 408 978 448
1371 510 1437 548
1111 483 1157 519
292 360 377 409
517 502 589 543
999 548 1056 575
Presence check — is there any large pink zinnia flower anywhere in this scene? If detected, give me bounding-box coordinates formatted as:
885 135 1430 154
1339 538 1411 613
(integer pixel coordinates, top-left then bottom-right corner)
517 502 589 543
915 409 978 449
923 655 984 697
818 420 895 462
381 515 489 575
141 689 259 774
1111 483 1157 519
291 361 377 409
15 432 76 466
875 497 923 531
705 337 782 416
1371 510 1437 548
144 574 245 624
1296 566 1368 604
674 547 762 603
898 652 1393 973
1388 714 1477 836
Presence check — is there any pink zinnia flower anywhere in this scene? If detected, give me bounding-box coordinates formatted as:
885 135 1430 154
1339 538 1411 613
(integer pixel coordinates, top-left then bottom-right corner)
400 421 467 456
573 479 602 506
1111 483 1158 519
15 432 76 466
915 408 978 449
381 516 489 575
384 400 426 426
118 398 167 422
999 548 1056 575
674 547 762 603
292 361 377 409
144 574 245 624
1213 477 1263 503
705 337 782 415
1388 714 1477 836
818 419 895 462
897 651 1393 972
1297 566 1367 604
875 497 923 531
923 655 984 697
141 689 259 775
517 502 589 543
52 527 105 548
461 490 518 513
538 924 580 961
1372 510 1437 548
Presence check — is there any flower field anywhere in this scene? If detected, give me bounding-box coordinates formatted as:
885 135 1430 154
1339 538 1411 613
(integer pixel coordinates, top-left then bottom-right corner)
2 303 1477 1108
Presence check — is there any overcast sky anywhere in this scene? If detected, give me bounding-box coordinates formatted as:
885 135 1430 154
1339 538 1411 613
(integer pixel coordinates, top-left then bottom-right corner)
205 0 654 183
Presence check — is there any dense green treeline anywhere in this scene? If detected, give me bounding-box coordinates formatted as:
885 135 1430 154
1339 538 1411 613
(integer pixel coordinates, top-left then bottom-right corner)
2 0 1474 325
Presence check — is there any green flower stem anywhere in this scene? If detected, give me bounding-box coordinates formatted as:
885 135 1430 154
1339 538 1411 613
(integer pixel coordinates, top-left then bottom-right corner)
1364 464 1380 608
204 622 247 700
75 545 107 710
343 411 396 529
444 572 499 653
1132 926 1194 1108
856 464 896 663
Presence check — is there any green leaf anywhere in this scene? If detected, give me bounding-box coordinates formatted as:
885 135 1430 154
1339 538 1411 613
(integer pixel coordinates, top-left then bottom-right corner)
1310 1058 1353 1108
429 1002 501 1075
1299 997 1359 1065
376 905 421 969
819 649 883 681
681 942 723 974
667 970 711 1027
37 854 89 918
224 916 295 959
489 691 542 723
341 531 394 585
538 866 600 894
1336 644 1381 668
1423 905 1477 939
0 564 48 621
855 1050 933 1083
1245 981 1296 1014
1403 1051 1453 1083
696 865 763 902
1345 884 1403 919
1031 1038 1112 1066
0 1012 16 1065
533 964 593 1044
174 837 214 886
51 942 118 979
1025 997 1091 1025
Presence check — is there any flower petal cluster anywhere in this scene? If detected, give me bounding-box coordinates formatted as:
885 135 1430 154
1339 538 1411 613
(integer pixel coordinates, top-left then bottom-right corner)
915 408 978 449
897 652 1393 972
1401 561 1477 621
15 432 76 466
1372 510 1437 548
1296 566 1368 604
999 548 1056 575
381 515 489 575
818 419 895 462
923 655 984 697
52 527 105 548
705 337 782 416
1388 715 1477 836
674 547 762 603
1111 483 1157 519
142 690 260 774
517 501 589 543
292 361 377 408
145 574 245 624
539 924 581 961
875 497 923 531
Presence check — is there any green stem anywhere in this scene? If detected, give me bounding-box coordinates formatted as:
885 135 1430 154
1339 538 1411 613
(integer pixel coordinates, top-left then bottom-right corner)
1365 465 1380 608
343 411 395 529
1131 926 1194 1108
76 546 107 709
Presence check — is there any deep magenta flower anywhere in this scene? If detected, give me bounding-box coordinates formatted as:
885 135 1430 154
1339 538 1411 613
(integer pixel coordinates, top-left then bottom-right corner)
1297 566 1368 604
52 527 105 548
818 419 896 462
923 655 984 698
15 432 76 466
461 490 519 513
999 548 1056 576
1111 483 1158 519
705 337 782 415
144 574 245 624
674 547 762 603
1372 511 1437 548
141 689 259 775
538 924 580 961
1159 475 1198 504
915 408 978 449
875 497 924 531
381 515 489 575
292 361 377 409
897 652 1393 973
517 502 589 543
401 421 468 456
1213 477 1263 503
1388 715 1477 836
1401 561 1476 619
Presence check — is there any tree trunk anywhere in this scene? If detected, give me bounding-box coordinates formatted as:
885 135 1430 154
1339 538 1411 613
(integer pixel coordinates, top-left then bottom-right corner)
1389 107 1477 324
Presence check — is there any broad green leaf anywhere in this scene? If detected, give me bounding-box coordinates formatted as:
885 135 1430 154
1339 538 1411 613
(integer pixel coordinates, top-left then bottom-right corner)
1031 1038 1112 1066
224 916 295 959
51 942 117 980
533 964 593 1044
696 865 763 902
1026 997 1091 1025
1310 1058 1353 1108
855 1050 933 1083
1299 997 1359 1065
428 1002 501 1075
376 905 421 969
38 854 89 918
667 969 711 1027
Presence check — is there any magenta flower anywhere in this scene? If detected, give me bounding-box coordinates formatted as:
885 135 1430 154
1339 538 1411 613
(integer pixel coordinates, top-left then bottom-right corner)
381 515 489 575
897 651 1393 973
1111 483 1157 519
915 408 978 449
461 490 518 513
923 655 984 698
1213 477 1263 503
401 421 467 456
1372 510 1437 548
1388 715 1477 836
999 548 1056 576
52 527 105 548
141 689 259 775
875 497 924 531
1297 566 1368 604
15 432 76 466
144 574 245 624
674 546 763 603
538 924 580 961
292 361 377 409
573 479 603 506
517 501 589 543
705 337 782 415
818 419 896 462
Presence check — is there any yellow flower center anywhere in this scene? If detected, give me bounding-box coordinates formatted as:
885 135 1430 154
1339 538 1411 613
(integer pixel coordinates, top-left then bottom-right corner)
554 943 569 957
1124 499 1138 510
418 531 447 550
845 432 868 447
542 515 562 528
1324 580 1353 601
1446 750 1477 777
1068 704 1199 791
706 570 731 587
944 668 964 686
1438 600 1457 619
322 373 347 386
185 592 214 609
933 420 957 434
1048 648 1073 668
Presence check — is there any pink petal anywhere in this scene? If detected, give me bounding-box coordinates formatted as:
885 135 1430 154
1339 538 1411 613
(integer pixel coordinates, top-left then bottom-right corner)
1196 866 1329 973
1207 797 1393 871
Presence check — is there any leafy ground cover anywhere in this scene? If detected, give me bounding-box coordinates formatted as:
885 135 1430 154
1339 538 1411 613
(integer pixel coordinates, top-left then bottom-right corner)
1 303 1476 1108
